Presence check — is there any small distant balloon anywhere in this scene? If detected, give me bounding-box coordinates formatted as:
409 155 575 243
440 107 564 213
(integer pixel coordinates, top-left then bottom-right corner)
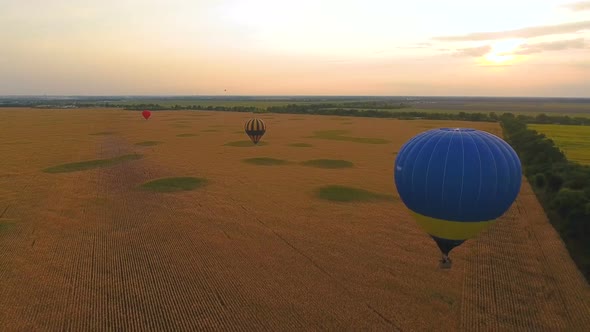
244 118 266 144
142 110 151 120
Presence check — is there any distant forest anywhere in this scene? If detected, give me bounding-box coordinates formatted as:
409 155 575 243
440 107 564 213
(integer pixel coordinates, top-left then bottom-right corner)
501 115 590 282
118 102 590 126
115 102 590 126
2 99 590 125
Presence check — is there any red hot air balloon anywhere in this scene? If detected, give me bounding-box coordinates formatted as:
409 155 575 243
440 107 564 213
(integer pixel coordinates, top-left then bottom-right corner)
142 110 151 120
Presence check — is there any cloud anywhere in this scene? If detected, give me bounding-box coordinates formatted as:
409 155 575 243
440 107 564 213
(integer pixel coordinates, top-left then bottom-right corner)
563 1 590 11
432 21 590 41
476 64 514 68
514 38 588 54
450 39 587 58
454 45 492 57
396 42 432 49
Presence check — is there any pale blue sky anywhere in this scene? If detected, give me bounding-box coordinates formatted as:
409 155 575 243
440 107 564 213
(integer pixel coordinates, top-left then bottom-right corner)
1 0 589 96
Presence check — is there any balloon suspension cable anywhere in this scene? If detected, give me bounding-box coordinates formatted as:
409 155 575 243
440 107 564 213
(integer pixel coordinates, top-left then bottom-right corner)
439 254 452 269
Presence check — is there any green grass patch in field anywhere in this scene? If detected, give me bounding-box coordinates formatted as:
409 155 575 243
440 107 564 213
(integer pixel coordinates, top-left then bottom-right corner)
0 221 16 232
224 140 268 147
89 131 117 136
43 154 143 173
2 140 32 145
529 124 590 165
242 157 289 166
431 292 456 306
176 133 198 137
288 143 313 147
93 197 110 205
162 118 190 122
316 185 392 202
309 130 390 144
135 141 162 146
140 177 208 192
302 159 353 168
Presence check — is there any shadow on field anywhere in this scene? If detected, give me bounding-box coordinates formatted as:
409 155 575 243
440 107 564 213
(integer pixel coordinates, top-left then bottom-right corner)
162 118 192 122
43 154 143 173
2 140 32 145
0 221 16 232
242 157 290 166
288 143 313 147
176 133 199 137
89 131 117 136
135 141 163 146
316 185 393 202
139 177 208 192
308 130 390 144
302 159 353 168
224 140 268 147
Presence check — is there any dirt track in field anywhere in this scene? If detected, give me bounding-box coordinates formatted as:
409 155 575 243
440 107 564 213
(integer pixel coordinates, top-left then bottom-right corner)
0 108 588 331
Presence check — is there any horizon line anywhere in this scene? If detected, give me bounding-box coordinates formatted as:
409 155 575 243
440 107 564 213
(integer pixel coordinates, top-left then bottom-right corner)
2 94 590 100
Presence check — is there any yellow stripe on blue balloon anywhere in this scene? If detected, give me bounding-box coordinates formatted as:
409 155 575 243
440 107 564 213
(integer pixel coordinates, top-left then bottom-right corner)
412 212 495 241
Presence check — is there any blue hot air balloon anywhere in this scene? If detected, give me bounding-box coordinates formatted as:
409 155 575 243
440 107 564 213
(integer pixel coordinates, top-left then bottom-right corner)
394 128 522 268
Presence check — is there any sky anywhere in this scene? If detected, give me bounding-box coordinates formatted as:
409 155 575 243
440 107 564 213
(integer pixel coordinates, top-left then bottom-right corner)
1 0 589 97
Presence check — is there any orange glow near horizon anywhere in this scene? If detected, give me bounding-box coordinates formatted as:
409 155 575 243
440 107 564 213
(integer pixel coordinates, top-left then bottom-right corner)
483 39 525 65
0 0 589 96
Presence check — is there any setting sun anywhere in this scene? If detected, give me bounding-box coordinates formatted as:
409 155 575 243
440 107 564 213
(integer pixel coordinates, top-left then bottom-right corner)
484 39 525 64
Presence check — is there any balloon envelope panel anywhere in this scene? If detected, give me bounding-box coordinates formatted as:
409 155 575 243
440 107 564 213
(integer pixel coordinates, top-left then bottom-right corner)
395 128 521 254
244 118 266 144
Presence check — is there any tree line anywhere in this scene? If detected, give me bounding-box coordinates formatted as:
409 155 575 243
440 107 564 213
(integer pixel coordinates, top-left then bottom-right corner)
3 100 589 126
121 103 590 126
122 104 260 112
501 114 590 281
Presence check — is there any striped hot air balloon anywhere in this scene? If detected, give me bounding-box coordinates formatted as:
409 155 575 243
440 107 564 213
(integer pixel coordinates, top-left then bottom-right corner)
244 118 266 145
394 128 522 268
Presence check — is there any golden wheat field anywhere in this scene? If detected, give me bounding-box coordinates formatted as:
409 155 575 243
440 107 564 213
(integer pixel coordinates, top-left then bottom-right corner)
0 108 589 331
